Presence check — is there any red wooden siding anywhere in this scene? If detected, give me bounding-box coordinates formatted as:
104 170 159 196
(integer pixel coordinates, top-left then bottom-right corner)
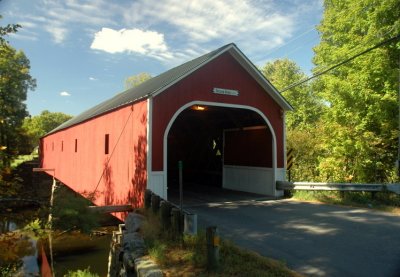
152 52 284 171
40 100 148 220
224 128 272 167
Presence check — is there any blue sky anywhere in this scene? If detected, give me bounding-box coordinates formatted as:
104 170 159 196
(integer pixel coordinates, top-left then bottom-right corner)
1 0 323 116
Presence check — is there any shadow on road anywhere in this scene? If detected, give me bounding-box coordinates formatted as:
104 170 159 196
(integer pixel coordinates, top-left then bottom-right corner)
177 192 400 277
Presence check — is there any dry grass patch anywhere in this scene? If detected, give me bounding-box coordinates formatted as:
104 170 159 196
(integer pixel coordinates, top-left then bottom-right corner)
140 209 301 277
161 246 203 277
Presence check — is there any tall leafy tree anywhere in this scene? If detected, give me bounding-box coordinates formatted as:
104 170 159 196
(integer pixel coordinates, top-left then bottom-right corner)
0 17 36 166
262 59 323 130
262 59 324 181
313 0 400 182
0 14 20 45
124 72 152 89
22 110 73 150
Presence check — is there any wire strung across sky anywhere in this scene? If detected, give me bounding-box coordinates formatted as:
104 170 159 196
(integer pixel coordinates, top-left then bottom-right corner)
279 33 400 93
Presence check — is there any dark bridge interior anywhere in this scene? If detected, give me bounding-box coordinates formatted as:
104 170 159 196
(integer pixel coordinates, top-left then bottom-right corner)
167 105 270 193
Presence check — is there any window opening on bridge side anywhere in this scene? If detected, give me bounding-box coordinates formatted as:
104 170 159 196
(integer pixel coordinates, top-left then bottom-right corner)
105 134 109 154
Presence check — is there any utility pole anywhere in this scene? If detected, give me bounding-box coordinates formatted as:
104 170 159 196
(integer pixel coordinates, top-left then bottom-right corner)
179 160 183 212
397 54 400 178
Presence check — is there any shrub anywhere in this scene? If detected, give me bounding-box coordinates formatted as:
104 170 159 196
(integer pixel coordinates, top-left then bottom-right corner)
51 186 100 233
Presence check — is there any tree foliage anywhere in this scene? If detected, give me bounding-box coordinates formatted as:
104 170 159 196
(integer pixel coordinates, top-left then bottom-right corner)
0 232 34 275
0 15 20 45
262 59 324 181
262 59 323 130
312 0 400 182
52 186 99 234
262 0 399 183
22 110 72 150
0 17 36 166
124 72 152 89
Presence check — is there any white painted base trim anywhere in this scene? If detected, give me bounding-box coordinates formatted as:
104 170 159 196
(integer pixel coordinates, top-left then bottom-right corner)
149 167 285 199
148 171 167 199
275 167 286 197
223 165 275 195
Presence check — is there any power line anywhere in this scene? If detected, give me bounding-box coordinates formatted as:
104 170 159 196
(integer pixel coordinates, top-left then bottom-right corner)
303 25 399 82
90 106 135 198
264 25 317 57
279 33 400 93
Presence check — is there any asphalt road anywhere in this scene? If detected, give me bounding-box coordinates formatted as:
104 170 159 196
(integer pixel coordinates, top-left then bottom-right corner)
174 189 400 277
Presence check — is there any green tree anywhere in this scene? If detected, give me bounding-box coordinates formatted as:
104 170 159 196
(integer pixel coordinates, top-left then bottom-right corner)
22 110 72 150
0 15 20 45
52 186 99 234
0 17 36 166
312 0 400 182
262 59 324 181
262 59 323 130
124 72 152 89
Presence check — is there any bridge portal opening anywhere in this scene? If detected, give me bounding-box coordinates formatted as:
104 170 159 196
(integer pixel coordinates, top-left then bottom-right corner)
167 105 274 197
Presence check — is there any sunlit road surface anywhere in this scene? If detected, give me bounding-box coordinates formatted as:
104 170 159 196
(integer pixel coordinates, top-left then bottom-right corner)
175 189 400 277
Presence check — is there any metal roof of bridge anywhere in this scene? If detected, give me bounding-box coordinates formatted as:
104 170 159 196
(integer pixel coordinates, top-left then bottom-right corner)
47 43 292 136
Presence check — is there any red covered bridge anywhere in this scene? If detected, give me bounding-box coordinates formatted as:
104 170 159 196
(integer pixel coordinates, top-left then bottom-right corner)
40 43 292 219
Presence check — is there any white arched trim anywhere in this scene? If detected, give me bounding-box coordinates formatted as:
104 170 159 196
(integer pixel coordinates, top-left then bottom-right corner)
156 101 278 199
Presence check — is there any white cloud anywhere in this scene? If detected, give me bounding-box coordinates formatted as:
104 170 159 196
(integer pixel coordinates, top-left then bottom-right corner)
10 32 38 41
7 20 40 41
10 0 321 63
45 25 68 44
115 0 309 64
90 28 170 58
124 0 294 45
60 91 71 96
89 77 98 81
17 0 120 44
18 21 37 28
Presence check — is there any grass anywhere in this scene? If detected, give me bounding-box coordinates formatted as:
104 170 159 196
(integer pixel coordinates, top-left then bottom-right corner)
291 190 400 214
64 267 99 277
140 209 301 277
10 154 38 169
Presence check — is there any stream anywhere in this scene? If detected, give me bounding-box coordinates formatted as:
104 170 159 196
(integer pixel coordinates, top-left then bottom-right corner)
0 210 115 277
0 161 119 276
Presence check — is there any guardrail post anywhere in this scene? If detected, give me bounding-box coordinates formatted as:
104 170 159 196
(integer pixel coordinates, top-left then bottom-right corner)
171 208 183 240
283 189 292 198
206 226 219 270
184 213 197 235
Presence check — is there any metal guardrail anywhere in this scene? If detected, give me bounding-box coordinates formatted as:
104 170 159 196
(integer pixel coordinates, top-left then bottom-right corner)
276 181 400 195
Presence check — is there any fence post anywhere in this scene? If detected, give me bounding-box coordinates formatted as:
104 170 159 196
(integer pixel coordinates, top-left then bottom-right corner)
206 226 219 270
151 194 160 214
171 208 183 239
160 201 172 230
144 190 152 209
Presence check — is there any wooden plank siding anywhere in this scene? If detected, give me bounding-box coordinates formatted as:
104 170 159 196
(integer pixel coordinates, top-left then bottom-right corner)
151 52 285 171
40 100 148 220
